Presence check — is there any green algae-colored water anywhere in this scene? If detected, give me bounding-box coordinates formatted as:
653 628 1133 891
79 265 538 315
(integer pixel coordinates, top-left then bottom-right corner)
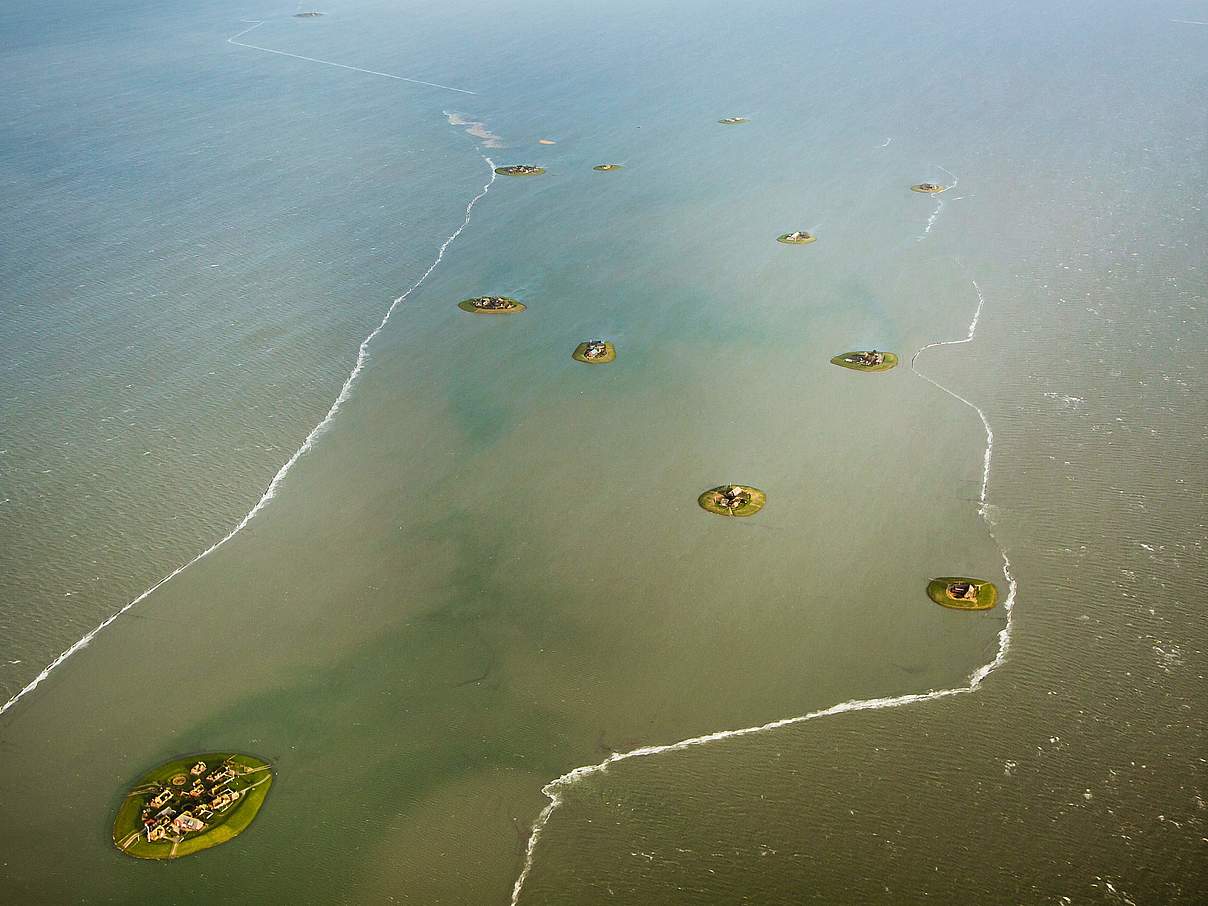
2 1 1206 903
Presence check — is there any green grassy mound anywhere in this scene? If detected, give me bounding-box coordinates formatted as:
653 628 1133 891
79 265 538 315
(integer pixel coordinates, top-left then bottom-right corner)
494 165 545 177
911 183 948 194
777 232 817 245
927 577 998 611
113 753 273 860
457 297 526 314
572 341 616 364
593 164 623 171
830 351 899 372
698 485 767 517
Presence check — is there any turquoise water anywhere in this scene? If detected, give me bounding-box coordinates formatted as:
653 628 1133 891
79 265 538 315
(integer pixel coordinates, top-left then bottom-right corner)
2 0 1205 903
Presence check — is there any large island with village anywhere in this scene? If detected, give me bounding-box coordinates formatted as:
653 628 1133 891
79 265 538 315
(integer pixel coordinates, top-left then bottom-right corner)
112 753 273 860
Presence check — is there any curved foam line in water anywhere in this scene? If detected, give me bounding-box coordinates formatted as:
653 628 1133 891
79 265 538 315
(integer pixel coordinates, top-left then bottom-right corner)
509 279 1016 905
911 280 989 503
227 20 478 95
0 158 498 721
918 165 959 241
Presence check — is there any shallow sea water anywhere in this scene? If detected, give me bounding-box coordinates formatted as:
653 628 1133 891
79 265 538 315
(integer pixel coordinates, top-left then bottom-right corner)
1 0 1205 903
0 0 493 702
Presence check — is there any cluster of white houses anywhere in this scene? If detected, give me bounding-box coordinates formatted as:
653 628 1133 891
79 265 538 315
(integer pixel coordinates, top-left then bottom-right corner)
711 485 752 510
140 759 245 843
844 350 887 367
469 296 521 311
945 581 982 602
494 165 544 176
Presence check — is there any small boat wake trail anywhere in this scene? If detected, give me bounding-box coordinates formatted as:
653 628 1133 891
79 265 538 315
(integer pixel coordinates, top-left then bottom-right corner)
0 156 498 720
227 20 477 94
509 279 1017 905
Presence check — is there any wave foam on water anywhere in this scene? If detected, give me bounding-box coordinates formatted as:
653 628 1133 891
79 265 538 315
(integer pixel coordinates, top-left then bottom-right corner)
444 111 505 148
0 157 498 721
509 278 1017 905
918 165 959 240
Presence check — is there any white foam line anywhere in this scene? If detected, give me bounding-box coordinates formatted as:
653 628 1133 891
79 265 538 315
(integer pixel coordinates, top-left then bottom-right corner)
1171 19 1208 26
917 165 959 241
878 137 893 148
510 279 1016 905
227 20 477 95
911 280 989 506
0 157 498 721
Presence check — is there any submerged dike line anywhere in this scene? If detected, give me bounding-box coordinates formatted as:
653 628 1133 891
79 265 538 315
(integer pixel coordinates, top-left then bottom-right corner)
0 157 498 721
918 165 959 240
227 20 477 95
509 279 1017 905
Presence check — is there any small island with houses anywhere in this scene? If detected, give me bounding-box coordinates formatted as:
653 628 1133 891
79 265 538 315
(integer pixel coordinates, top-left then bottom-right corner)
911 183 948 194
112 753 273 860
458 295 526 314
830 350 898 372
777 230 817 245
593 164 623 172
494 165 545 177
718 117 749 125
573 340 616 363
927 577 998 610
698 484 767 517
